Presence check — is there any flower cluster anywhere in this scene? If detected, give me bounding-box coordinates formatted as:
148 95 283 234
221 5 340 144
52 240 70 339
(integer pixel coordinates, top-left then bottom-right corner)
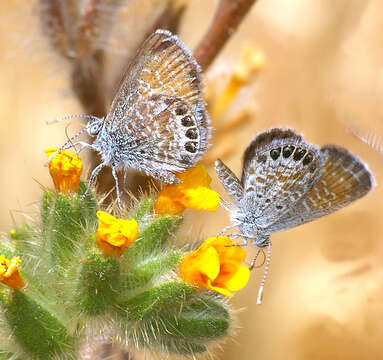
45 150 250 297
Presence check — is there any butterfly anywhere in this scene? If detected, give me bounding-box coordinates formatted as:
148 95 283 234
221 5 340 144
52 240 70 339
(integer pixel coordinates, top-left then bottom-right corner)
50 30 210 207
215 128 374 303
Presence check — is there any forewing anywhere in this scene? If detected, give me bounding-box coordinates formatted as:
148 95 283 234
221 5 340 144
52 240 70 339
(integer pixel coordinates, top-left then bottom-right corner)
266 145 374 233
240 128 323 228
215 159 243 203
106 29 209 149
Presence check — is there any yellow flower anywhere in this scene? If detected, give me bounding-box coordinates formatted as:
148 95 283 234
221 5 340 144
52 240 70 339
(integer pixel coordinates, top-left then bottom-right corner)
45 148 83 193
96 211 138 257
0 255 24 290
178 237 250 297
154 163 220 215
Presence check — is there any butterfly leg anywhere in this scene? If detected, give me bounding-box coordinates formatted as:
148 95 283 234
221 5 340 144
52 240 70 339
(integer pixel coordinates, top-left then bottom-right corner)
219 196 233 212
112 167 122 209
82 162 106 198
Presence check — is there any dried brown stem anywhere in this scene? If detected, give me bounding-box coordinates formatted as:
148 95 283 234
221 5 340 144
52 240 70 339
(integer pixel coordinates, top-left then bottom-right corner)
75 0 102 57
193 0 258 70
40 0 75 58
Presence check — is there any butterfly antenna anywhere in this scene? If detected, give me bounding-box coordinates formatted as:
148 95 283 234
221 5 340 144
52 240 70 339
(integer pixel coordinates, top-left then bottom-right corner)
257 241 272 305
47 114 102 125
46 127 88 164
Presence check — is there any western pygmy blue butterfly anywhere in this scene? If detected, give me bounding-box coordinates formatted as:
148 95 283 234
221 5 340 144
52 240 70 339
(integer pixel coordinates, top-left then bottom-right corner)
49 30 210 207
215 128 374 303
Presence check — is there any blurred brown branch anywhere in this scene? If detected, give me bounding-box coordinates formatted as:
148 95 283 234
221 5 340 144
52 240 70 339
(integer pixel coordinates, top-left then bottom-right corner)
194 0 258 70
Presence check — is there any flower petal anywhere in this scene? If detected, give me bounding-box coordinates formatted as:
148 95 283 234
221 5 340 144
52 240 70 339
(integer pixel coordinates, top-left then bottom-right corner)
181 187 220 212
206 279 233 297
179 246 220 287
225 265 251 292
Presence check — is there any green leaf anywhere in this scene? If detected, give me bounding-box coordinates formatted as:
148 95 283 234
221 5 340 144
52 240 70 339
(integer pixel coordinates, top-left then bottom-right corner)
77 252 120 316
2 291 76 359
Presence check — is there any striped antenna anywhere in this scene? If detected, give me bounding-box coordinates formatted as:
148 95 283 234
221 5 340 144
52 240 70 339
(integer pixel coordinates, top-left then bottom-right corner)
350 125 383 154
47 114 102 125
257 241 271 305
46 127 88 163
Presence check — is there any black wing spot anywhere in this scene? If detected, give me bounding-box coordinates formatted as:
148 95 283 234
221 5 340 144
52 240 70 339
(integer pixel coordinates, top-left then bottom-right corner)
181 116 194 127
293 147 306 161
270 147 281 160
283 145 295 158
176 105 188 116
303 152 314 165
186 128 198 140
185 141 198 153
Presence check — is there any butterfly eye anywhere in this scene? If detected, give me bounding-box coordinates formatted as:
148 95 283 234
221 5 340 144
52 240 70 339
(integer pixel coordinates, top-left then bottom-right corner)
303 152 314 165
282 145 294 158
293 148 306 161
270 148 281 160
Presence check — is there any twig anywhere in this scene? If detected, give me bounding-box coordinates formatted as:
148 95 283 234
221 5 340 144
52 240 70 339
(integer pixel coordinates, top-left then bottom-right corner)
194 0 258 70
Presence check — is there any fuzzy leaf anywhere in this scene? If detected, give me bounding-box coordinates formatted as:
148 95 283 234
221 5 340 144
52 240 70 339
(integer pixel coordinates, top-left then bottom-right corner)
78 251 120 316
126 215 182 262
119 281 194 321
122 251 183 291
1 291 76 359
130 197 154 221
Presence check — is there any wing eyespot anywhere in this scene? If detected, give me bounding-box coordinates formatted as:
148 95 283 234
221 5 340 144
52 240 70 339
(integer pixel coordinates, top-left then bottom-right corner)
176 105 188 116
270 147 281 160
303 152 314 165
185 141 198 153
185 128 198 140
282 145 295 158
293 147 306 161
181 116 194 127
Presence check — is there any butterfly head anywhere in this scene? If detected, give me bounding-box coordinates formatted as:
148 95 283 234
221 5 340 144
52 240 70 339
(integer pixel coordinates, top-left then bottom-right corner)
86 117 104 137
230 207 268 247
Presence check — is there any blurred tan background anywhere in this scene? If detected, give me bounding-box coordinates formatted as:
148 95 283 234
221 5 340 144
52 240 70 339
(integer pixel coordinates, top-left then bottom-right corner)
1 0 383 359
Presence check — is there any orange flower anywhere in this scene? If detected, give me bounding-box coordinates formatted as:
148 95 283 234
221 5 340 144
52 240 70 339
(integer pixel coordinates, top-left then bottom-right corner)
96 211 138 257
0 255 24 290
45 148 83 193
179 237 250 297
154 163 220 215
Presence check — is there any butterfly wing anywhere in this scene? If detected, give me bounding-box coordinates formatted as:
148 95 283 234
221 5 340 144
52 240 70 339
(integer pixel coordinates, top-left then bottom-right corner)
240 128 323 228
105 30 209 157
266 145 374 233
120 93 207 182
215 159 244 203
